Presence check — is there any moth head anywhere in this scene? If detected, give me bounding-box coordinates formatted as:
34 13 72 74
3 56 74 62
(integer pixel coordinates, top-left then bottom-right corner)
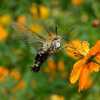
52 35 61 49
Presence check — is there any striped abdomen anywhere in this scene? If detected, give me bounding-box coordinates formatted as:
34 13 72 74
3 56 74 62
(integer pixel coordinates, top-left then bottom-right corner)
31 50 49 72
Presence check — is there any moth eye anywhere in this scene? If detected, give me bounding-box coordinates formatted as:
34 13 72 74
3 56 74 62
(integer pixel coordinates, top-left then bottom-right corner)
56 42 60 47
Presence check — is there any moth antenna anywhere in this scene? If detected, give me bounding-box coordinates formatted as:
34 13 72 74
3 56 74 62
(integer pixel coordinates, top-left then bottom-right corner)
55 24 58 36
42 24 53 36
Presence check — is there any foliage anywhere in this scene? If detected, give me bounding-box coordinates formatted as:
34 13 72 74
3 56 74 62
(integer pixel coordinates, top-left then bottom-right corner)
0 0 100 100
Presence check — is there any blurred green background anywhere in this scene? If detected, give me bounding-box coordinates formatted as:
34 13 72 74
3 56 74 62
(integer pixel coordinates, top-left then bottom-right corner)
0 0 100 100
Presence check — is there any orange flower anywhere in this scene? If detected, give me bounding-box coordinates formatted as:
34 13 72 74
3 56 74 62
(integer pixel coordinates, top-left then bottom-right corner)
45 60 66 73
17 16 26 32
39 5 49 19
17 16 26 25
50 94 65 100
43 59 57 73
79 65 92 91
58 60 66 79
16 80 25 89
12 80 26 92
88 40 100 57
30 4 38 18
48 59 57 72
0 26 8 41
70 40 100 91
0 67 9 82
0 15 12 26
71 0 84 6
65 40 89 59
10 69 21 80
30 4 49 19
58 60 65 72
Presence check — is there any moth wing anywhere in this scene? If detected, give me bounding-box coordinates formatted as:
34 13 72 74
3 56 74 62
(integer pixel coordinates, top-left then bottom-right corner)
11 22 44 51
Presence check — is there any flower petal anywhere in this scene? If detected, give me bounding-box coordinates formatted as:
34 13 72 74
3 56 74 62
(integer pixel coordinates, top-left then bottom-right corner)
70 59 84 84
81 41 89 56
95 53 100 64
65 40 89 59
79 66 92 92
89 62 100 72
88 40 100 57
48 59 56 71
58 60 65 72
